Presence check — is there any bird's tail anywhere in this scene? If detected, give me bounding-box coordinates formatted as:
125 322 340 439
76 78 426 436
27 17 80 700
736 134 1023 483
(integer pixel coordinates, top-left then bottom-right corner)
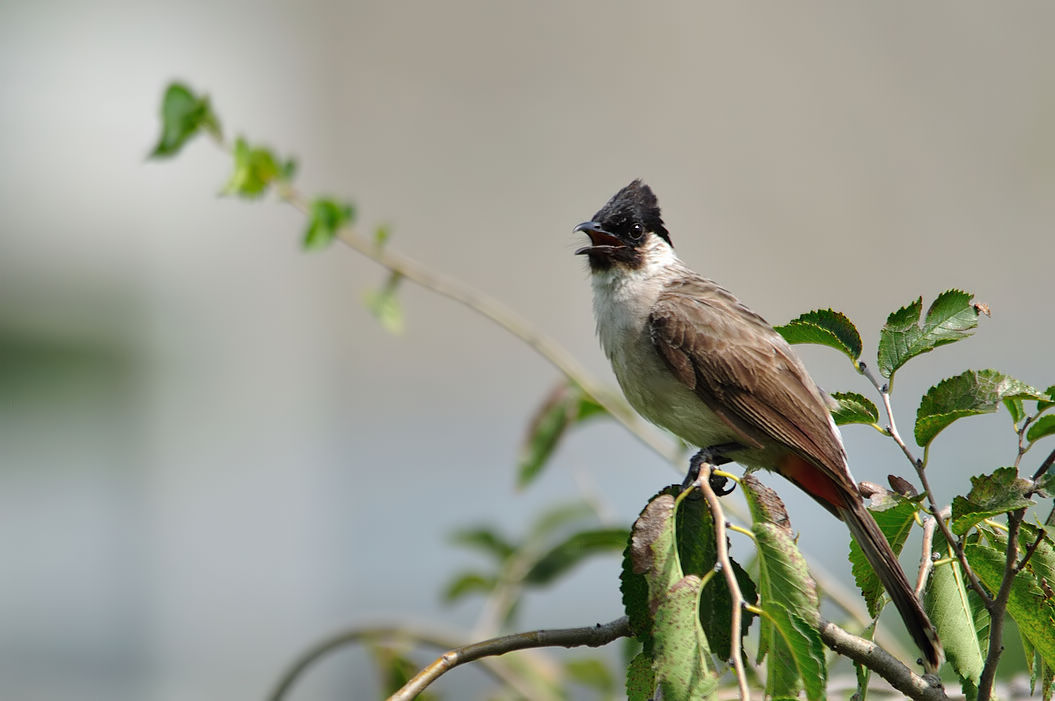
837 498 944 674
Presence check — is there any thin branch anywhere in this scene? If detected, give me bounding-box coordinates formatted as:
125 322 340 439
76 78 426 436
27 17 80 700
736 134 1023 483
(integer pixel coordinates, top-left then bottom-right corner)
390 617 631 701
267 624 539 701
695 467 751 701
915 513 938 596
1032 446 1055 482
818 621 948 701
977 509 1025 701
1015 526 1046 574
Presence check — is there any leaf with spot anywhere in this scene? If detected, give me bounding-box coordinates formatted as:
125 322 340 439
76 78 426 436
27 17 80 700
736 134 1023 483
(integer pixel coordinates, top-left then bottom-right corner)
150 82 221 158
775 309 862 362
878 290 981 379
741 476 826 700
951 467 1035 535
625 651 656 701
829 391 880 427
915 369 1047 448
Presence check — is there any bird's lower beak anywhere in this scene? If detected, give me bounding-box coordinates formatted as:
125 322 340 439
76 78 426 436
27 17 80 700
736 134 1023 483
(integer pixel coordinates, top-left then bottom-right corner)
573 221 623 255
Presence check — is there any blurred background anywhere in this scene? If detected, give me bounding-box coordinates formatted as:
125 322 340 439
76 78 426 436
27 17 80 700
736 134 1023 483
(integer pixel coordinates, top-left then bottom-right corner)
2 2 1054 699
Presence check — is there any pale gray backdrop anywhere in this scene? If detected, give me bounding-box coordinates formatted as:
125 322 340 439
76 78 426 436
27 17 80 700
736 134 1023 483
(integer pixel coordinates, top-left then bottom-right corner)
2 2 1053 699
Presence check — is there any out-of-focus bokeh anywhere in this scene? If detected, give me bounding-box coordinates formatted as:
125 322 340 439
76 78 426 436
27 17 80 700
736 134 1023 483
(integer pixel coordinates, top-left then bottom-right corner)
2 2 1053 699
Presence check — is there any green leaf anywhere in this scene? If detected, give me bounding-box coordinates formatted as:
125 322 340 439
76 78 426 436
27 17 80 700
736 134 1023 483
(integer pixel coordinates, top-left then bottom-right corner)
878 290 981 379
517 383 605 489
1029 415 1055 444
741 476 825 699
374 223 392 249
763 602 828 701
849 496 920 616
222 137 284 198
951 467 1035 535
1039 386 1055 412
775 309 862 361
448 527 516 562
150 82 221 158
1005 397 1026 426
564 658 615 694
625 651 656 701
924 531 983 686
915 369 1047 447
523 528 629 585
966 536 1055 669
303 197 355 250
441 572 495 603
364 272 404 334
829 391 880 426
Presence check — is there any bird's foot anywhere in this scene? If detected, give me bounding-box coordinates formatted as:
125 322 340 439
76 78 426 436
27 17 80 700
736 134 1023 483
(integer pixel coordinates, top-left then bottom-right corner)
682 443 743 495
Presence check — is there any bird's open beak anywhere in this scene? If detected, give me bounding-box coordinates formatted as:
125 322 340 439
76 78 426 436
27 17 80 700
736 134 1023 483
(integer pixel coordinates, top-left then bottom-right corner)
573 221 623 255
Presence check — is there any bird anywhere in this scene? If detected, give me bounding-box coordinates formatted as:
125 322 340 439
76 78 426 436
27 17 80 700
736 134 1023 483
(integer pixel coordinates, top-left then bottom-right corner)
573 179 942 673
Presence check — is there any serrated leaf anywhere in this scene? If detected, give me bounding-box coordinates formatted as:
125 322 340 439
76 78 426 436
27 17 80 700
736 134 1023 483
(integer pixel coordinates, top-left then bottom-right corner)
966 538 1055 669
653 574 718 700
878 290 980 379
564 658 615 694
523 528 629 585
222 137 284 198
775 309 862 361
1029 415 1055 444
848 496 919 616
741 476 825 698
762 602 827 701
829 391 880 426
150 82 221 158
924 531 983 685
364 272 404 335
625 651 656 701
303 197 355 250
915 369 1047 447
441 572 496 603
448 527 516 562
951 467 1034 535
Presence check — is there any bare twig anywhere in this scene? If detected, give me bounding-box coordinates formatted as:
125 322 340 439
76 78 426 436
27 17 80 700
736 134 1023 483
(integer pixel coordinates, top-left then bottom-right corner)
267 624 541 701
818 621 948 701
916 513 938 596
977 510 1025 701
1032 446 1055 482
695 467 751 701
390 617 631 701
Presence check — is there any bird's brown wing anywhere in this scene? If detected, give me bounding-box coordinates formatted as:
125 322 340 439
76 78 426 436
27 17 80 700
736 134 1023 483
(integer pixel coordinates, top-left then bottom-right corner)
648 276 851 486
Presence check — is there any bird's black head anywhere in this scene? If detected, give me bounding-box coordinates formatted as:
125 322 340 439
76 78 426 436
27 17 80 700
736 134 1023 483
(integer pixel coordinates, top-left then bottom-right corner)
574 180 671 270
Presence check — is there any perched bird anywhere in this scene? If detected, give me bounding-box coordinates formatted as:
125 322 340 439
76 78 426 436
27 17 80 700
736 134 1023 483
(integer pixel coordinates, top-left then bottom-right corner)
574 179 942 673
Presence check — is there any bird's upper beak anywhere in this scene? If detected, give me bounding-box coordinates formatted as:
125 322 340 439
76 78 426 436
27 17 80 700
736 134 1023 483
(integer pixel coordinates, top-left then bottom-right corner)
573 221 624 255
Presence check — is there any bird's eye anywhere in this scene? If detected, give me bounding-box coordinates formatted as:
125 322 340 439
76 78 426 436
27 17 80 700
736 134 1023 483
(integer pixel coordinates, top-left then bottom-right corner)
629 223 644 240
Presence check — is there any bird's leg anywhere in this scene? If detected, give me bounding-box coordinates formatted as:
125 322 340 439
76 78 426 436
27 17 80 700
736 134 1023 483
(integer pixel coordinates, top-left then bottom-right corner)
683 443 743 495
